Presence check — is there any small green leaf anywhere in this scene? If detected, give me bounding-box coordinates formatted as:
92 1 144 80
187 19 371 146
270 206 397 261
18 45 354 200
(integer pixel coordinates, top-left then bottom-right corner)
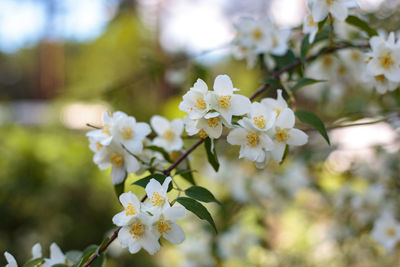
345 15 378 37
318 17 328 31
91 253 104 267
96 237 110 254
132 173 173 192
292 78 326 91
301 34 311 61
262 77 282 88
175 168 196 185
204 138 219 172
295 110 330 145
272 49 298 70
23 258 44 267
146 145 172 163
185 186 221 204
76 245 97 267
176 197 217 233
114 182 124 198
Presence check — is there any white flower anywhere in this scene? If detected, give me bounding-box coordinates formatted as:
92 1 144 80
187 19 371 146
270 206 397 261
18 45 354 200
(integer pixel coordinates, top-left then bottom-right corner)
184 113 225 140
217 225 258 260
227 118 274 163
260 89 288 119
152 205 186 244
270 108 308 162
144 177 172 212
31 243 42 259
118 214 160 255
303 12 318 43
43 243 66 267
307 0 358 22
247 102 277 131
206 75 251 123
4 252 17 267
179 79 210 120
235 17 272 54
93 144 140 184
86 110 115 146
363 73 399 94
150 115 184 152
366 32 400 83
371 211 400 252
110 112 151 155
113 192 142 226
269 28 291 56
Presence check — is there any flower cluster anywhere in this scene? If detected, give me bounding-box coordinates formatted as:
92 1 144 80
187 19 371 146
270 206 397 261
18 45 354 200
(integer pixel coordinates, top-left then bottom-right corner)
87 111 183 184
231 17 291 68
112 177 186 255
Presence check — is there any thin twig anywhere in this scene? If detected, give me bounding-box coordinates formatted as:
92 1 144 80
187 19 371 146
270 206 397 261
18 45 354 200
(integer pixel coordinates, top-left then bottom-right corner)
86 123 101 129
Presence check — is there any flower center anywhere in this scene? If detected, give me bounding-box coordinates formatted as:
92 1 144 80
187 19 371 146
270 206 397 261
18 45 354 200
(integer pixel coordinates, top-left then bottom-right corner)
122 126 133 140
194 97 206 109
218 95 232 109
253 115 266 129
207 117 219 128
322 56 333 68
380 52 395 69
326 0 334 5
151 192 164 207
386 226 396 237
252 28 263 41
125 203 137 216
129 223 144 237
246 133 259 147
276 129 290 143
163 130 175 142
110 154 124 167
308 15 316 26
157 219 172 235
374 74 386 83
338 65 347 75
199 129 208 139
102 125 111 136
96 142 103 151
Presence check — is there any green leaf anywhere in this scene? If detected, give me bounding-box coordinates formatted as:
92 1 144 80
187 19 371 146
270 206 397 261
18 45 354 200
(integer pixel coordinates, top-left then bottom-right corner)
204 138 219 172
66 251 83 263
295 110 330 145
114 182 124 198
97 237 110 253
23 258 44 267
146 145 172 163
301 34 310 61
185 186 221 204
132 173 173 192
345 15 378 37
272 49 298 70
262 77 282 88
176 197 217 233
91 253 104 267
175 168 196 185
75 244 98 267
318 17 328 31
292 78 326 91
280 144 290 165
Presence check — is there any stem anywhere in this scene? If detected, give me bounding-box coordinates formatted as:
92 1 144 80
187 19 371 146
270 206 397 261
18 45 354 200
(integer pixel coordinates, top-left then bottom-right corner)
86 123 101 130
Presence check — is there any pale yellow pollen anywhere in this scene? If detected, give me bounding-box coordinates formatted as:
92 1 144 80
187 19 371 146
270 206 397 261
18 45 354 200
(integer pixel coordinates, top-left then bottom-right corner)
125 203 137 216
151 192 164 207
199 129 208 139
308 15 316 26
252 28 263 41
276 129 290 143
386 226 397 237
122 126 133 140
246 133 259 147
326 0 335 4
253 115 266 129
157 220 172 235
374 74 386 83
207 117 219 128
96 142 103 151
163 130 175 142
110 154 123 167
218 95 232 109
194 97 206 109
102 125 111 136
129 223 144 237
272 108 281 117
380 52 395 69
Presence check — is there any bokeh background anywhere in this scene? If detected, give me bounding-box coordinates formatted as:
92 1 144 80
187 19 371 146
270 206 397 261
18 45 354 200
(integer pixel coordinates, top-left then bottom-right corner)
1 0 400 266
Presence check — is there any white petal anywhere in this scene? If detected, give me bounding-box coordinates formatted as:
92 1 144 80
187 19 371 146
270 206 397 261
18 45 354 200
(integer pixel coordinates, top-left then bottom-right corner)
385 68 400 82
330 3 348 21
164 223 186 244
164 206 186 222
112 211 132 226
150 115 170 135
145 178 163 197
135 122 152 138
49 243 65 263
240 145 264 162
311 3 329 22
120 192 140 209
171 119 184 135
213 75 234 95
227 128 248 145
128 242 141 254
32 243 42 259
230 95 251 116
271 143 286 162
287 129 308 146
192 78 208 94
205 122 223 139
118 227 131 248
162 177 172 193
111 166 127 185
141 232 161 255
125 154 140 174
4 252 17 267
275 108 295 129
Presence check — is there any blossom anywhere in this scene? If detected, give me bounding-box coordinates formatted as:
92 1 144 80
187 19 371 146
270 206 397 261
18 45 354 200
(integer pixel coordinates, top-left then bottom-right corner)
247 102 276 131
150 115 184 152
303 12 318 43
179 79 210 119
113 192 143 226
43 243 66 267
206 75 251 123
4 252 17 267
152 205 186 244
269 28 291 56
371 211 400 252
31 243 42 259
118 214 160 255
234 17 272 54
363 73 399 94
144 177 172 212
260 89 288 119
366 32 400 83
184 113 225 140
307 0 358 22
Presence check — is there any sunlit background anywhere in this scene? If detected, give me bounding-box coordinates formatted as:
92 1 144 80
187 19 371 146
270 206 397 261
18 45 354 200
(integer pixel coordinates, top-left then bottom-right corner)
1 0 399 266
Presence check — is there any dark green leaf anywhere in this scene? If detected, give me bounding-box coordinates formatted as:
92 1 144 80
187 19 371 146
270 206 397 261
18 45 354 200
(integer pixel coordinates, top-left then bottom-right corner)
146 145 172 163
75 245 98 267
262 77 282 88
272 49 298 70
204 138 219 172
301 34 310 61
185 186 220 204
176 197 217 233
132 173 173 192
114 182 124 198
175 168 196 185
295 110 330 145
91 253 104 267
292 78 326 91
345 15 378 37
23 258 44 267
96 237 110 254
318 17 328 31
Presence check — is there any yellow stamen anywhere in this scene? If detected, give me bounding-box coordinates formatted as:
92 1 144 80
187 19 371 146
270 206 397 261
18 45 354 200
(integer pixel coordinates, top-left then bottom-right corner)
129 223 144 237
194 97 206 109
207 117 219 128
246 133 259 147
252 28 263 41
386 226 396 237
125 203 137 216
253 115 266 129
380 52 395 69
122 126 133 140
102 125 111 136
276 129 290 143
308 15 316 26
96 142 103 151
218 95 232 109
157 220 172 235
374 74 386 83
199 129 208 139
272 108 281 117
163 130 175 142
110 154 123 167
151 192 164 207
326 0 334 4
